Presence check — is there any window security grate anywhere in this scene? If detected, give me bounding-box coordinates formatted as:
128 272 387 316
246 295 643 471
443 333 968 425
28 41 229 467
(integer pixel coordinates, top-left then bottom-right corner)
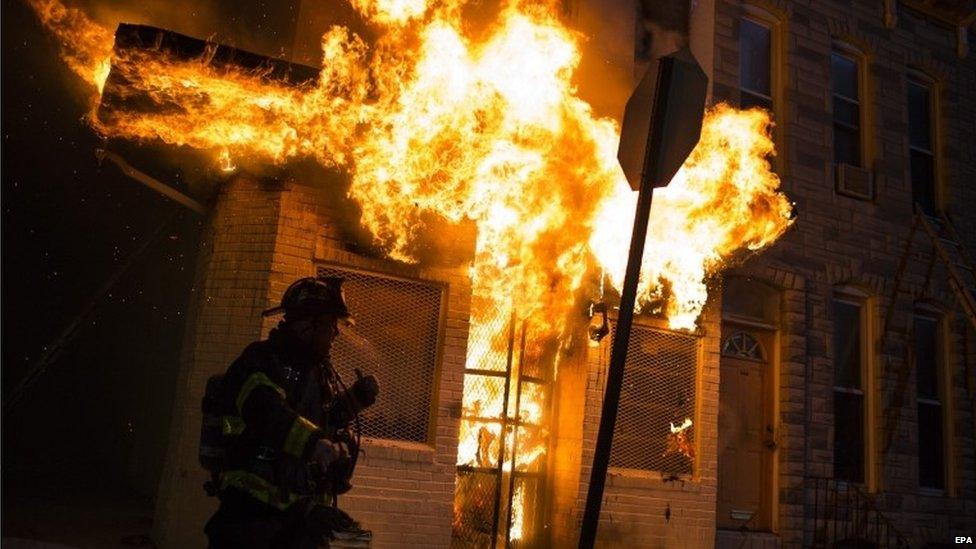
318 265 444 443
608 322 698 474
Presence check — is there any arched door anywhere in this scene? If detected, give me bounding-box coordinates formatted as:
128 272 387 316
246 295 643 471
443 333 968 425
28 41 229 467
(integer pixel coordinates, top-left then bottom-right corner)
717 326 774 531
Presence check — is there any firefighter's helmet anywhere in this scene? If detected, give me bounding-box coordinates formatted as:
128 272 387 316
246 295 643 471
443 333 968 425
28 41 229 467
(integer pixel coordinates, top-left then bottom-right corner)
262 276 354 324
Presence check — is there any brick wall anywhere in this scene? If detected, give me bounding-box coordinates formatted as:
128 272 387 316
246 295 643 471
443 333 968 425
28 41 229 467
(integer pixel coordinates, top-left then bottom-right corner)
713 0 976 546
310 232 470 548
152 175 284 548
152 176 470 548
547 1 724 546
550 296 721 549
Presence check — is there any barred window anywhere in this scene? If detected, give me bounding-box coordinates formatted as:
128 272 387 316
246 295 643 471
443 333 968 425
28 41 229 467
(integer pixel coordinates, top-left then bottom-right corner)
609 322 698 474
318 265 444 443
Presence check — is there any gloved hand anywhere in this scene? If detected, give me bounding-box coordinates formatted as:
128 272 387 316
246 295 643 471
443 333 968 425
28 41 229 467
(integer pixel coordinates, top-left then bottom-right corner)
348 372 379 410
304 503 355 542
312 438 349 473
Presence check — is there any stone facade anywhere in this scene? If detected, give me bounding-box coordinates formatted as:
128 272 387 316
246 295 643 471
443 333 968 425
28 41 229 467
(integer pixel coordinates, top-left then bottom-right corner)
581 305 722 549
710 1 976 547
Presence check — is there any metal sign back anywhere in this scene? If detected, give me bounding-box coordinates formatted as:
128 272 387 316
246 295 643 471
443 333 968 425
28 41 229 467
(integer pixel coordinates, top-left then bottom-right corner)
617 47 708 191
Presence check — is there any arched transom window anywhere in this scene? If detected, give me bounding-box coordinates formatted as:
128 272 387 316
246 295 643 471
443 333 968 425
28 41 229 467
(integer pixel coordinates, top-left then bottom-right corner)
721 331 764 360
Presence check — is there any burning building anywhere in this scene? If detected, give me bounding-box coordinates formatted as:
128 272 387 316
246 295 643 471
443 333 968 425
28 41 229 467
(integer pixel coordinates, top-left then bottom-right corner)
14 0 976 547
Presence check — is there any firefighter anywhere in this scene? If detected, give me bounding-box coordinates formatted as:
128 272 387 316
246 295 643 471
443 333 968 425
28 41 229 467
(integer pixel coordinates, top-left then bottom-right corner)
204 276 379 548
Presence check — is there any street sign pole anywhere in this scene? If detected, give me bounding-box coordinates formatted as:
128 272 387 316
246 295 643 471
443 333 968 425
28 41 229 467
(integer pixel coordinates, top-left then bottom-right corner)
577 165 657 549
578 47 707 549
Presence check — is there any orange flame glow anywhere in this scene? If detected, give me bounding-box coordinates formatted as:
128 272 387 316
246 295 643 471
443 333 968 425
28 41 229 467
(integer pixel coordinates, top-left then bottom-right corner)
27 0 113 94
591 104 793 330
27 0 793 540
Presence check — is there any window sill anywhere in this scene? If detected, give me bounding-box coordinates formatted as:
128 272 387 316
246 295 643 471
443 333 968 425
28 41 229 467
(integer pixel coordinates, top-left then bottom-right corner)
607 468 700 492
360 437 436 464
918 486 947 498
834 163 874 201
831 479 873 494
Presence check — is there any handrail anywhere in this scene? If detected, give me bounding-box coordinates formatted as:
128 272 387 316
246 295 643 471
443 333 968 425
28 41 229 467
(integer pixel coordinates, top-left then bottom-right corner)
807 476 910 548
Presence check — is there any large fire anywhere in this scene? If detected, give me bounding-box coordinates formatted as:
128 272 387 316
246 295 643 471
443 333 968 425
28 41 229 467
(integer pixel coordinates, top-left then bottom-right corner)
27 0 793 542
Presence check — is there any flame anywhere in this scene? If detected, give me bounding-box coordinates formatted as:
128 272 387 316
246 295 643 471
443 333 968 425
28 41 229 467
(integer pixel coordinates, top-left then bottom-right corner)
591 104 793 330
217 149 237 173
26 0 113 94
670 418 693 434
350 0 429 25
510 481 526 540
27 0 794 541
664 418 695 460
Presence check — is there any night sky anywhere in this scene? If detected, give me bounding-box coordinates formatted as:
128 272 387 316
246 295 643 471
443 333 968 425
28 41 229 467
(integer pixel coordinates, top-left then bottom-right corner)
2 5 366 541
0 0 225 530
2 0 319 511
0 1 361 543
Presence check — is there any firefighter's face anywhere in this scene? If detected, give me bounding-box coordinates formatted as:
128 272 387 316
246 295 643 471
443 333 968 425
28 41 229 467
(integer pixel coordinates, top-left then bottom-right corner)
311 314 340 356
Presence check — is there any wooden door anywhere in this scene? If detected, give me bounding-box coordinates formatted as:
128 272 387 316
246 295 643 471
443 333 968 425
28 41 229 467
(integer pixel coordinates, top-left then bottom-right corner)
717 327 773 531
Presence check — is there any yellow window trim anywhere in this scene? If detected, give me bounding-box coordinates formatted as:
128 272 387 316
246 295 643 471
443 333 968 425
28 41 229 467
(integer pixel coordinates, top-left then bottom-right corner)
740 3 789 176
833 290 879 493
831 41 874 170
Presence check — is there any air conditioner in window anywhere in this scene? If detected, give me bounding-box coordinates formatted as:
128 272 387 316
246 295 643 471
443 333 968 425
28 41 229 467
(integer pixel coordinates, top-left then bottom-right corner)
835 163 873 201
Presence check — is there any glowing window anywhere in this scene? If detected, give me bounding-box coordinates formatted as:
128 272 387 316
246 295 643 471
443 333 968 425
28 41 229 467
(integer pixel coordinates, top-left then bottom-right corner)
610 323 698 474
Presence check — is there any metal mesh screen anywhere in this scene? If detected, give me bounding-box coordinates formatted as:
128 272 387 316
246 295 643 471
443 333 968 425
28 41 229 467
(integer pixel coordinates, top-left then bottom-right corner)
318 265 443 443
454 311 552 548
608 322 698 473
452 468 499 548
507 474 543 548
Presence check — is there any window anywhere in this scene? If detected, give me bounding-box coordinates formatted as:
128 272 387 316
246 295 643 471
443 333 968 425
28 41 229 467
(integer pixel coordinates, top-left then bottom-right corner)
908 75 937 215
739 18 773 111
610 322 698 474
721 331 764 360
831 51 862 167
318 265 444 443
833 298 866 482
914 313 946 489
736 7 786 173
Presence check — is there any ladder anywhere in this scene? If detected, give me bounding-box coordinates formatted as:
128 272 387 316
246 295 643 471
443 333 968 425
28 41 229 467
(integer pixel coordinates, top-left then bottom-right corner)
916 209 976 331
917 210 976 494
881 208 976 457
879 216 920 457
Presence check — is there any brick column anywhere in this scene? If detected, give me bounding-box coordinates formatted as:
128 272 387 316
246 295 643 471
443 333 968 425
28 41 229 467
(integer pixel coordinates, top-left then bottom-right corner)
152 175 471 548
152 175 284 548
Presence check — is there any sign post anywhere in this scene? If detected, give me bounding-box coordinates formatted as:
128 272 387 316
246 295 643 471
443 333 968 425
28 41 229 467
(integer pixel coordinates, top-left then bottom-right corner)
578 46 707 549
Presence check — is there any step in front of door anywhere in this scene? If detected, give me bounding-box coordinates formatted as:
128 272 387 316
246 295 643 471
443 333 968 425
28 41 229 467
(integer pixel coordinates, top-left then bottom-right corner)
715 529 780 549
